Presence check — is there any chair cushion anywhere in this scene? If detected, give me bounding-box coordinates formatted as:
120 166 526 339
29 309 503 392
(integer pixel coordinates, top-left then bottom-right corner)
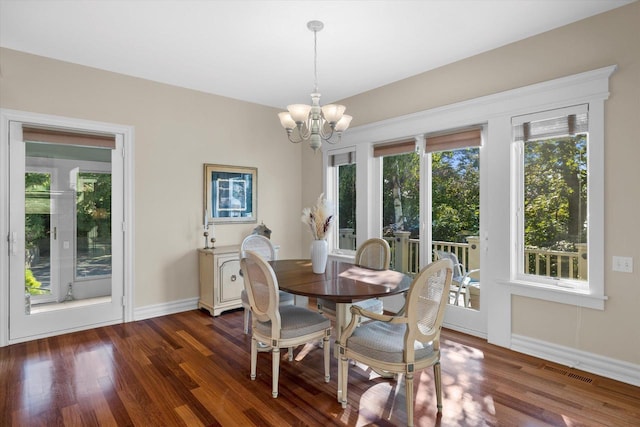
355 298 383 314
346 321 435 363
255 305 330 339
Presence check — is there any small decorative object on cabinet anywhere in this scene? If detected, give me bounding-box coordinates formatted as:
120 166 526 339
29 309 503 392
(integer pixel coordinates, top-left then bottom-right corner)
198 245 244 316
252 221 272 239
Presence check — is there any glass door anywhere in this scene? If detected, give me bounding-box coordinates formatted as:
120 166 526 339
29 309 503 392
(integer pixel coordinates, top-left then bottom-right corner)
431 147 481 311
9 121 123 342
426 127 486 337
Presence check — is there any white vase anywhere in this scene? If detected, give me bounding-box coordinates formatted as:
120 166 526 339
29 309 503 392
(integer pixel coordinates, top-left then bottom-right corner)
310 239 328 274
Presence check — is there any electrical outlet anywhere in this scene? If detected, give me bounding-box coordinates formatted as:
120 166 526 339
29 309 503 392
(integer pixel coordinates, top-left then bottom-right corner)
612 256 633 273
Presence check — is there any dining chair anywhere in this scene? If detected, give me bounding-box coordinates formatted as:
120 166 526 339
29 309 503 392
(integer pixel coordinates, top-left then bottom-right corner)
337 258 453 426
239 234 294 334
317 237 389 319
240 250 332 398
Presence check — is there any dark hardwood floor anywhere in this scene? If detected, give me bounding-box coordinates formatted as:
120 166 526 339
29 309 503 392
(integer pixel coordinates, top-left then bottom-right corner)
1 307 639 426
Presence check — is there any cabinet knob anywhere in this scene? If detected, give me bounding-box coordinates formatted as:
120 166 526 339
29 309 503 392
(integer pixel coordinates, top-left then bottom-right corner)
231 274 237 282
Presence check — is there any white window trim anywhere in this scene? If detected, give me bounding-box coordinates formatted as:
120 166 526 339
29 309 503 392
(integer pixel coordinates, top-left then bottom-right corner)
325 145 358 256
325 65 615 315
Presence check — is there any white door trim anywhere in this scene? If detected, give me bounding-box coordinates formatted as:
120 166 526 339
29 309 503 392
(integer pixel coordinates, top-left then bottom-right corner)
0 108 135 346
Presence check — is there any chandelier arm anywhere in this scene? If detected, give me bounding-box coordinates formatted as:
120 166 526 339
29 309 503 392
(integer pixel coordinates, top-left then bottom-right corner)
320 130 341 144
286 128 304 144
299 121 311 140
318 120 336 140
288 135 304 144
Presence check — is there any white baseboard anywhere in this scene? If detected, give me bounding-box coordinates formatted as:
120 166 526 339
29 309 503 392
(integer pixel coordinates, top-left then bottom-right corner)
511 334 640 387
134 297 199 321
443 322 488 340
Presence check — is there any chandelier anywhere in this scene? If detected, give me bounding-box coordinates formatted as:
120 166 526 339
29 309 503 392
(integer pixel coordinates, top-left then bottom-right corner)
278 20 352 152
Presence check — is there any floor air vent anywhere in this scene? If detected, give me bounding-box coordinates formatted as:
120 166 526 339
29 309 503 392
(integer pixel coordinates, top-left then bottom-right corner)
567 372 594 384
541 364 594 384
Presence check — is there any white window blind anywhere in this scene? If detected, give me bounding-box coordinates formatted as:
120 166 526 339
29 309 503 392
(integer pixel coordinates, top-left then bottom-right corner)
373 139 415 157
330 151 356 166
425 127 482 153
512 105 588 142
22 126 116 149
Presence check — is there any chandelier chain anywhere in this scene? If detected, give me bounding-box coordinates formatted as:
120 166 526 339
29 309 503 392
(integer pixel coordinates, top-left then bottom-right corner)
313 27 319 93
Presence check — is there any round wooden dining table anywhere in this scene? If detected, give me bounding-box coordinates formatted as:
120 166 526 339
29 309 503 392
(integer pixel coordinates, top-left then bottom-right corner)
269 258 413 402
270 258 411 305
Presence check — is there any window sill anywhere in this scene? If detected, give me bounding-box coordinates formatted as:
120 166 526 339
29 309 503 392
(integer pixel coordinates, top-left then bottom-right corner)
497 279 607 310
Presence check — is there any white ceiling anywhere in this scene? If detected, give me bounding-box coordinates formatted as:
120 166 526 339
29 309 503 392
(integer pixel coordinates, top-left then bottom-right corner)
0 0 634 109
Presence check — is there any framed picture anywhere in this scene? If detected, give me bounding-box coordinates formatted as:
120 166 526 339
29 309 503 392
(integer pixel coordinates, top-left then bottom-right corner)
204 164 257 224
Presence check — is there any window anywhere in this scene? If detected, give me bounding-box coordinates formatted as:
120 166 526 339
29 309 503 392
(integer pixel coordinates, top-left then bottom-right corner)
22 126 115 301
377 142 419 238
330 151 357 251
428 128 482 246
75 171 112 279
374 140 420 273
327 65 613 311
513 105 589 290
25 170 53 297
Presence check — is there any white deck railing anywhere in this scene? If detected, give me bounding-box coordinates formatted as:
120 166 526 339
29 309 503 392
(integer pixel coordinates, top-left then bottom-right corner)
339 228 584 279
384 234 583 279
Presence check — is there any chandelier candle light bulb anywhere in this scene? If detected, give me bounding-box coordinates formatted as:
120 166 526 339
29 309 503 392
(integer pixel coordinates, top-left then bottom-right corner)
278 20 352 152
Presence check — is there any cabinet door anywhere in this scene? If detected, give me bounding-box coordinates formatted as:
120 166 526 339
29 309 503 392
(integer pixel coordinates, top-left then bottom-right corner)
218 258 244 303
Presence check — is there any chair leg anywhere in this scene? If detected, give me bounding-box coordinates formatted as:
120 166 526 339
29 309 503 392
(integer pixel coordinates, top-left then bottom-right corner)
250 338 257 380
243 307 250 334
272 347 280 398
454 287 462 306
317 303 325 349
339 351 349 408
434 361 443 413
323 335 330 383
405 372 415 427
288 347 294 362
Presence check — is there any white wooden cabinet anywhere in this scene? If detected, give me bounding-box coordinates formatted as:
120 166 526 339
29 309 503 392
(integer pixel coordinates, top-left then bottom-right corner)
197 245 244 316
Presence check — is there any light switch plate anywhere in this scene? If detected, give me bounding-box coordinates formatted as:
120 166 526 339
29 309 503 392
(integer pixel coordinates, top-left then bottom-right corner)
612 256 633 273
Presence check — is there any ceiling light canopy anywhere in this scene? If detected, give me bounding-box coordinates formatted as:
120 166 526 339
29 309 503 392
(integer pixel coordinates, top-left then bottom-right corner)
278 20 352 152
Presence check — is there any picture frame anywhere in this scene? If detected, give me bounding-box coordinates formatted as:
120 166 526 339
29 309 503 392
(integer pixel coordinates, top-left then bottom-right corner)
204 164 257 224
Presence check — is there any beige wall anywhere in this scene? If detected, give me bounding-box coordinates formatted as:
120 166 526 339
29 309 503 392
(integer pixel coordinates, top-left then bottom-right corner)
312 2 638 365
2 1 638 365
0 48 304 308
